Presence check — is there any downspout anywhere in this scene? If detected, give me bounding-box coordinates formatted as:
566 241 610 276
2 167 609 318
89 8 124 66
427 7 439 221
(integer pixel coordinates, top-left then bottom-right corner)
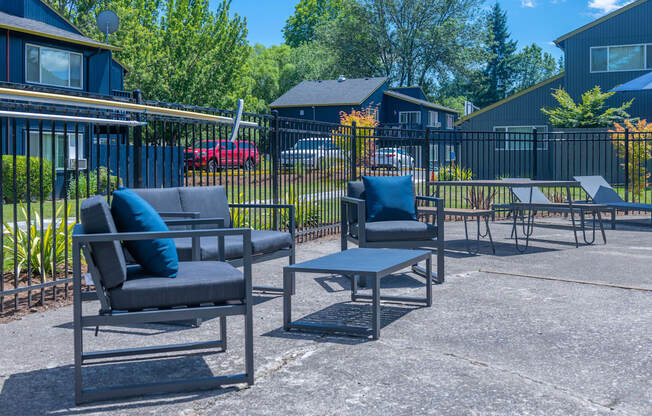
6 29 9 82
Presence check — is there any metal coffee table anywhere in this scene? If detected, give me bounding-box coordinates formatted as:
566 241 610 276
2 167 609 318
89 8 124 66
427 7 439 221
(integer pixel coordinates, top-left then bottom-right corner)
283 248 432 339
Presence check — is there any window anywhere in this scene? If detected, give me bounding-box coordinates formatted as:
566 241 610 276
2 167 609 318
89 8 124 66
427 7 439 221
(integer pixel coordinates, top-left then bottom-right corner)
240 142 252 149
299 110 305 116
494 126 547 150
25 44 83 88
221 141 236 150
446 114 455 130
427 111 439 127
590 44 652 73
429 145 455 163
27 131 85 170
399 111 421 125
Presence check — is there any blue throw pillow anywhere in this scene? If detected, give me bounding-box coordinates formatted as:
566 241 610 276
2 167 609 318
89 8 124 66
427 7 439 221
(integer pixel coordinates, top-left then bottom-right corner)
362 175 416 222
111 188 179 278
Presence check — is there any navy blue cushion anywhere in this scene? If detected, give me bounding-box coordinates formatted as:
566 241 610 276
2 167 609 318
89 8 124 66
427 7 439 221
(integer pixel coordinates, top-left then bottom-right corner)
362 175 416 222
111 188 179 278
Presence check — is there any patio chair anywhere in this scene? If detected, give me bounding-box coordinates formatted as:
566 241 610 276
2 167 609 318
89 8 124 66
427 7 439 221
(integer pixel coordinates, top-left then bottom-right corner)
341 178 445 283
509 184 607 247
131 186 295 293
73 196 254 404
574 175 652 229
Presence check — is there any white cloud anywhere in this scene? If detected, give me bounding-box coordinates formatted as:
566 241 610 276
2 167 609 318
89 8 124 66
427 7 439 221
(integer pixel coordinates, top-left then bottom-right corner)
522 0 536 7
587 0 634 15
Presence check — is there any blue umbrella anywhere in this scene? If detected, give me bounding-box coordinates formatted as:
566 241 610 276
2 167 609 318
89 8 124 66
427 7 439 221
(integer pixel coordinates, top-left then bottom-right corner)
611 71 652 92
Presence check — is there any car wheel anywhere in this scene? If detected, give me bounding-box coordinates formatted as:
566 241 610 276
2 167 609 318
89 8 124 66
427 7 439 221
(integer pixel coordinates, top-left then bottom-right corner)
243 158 255 171
207 159 219 173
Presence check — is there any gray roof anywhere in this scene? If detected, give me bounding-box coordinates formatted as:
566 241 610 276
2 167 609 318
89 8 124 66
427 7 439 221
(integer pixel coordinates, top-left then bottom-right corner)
0 11 118 50
383 90 458 114
269 77 388 107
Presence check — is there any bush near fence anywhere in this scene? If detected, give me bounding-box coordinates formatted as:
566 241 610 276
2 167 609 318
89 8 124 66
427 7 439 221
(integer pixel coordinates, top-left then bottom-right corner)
2 156 53 203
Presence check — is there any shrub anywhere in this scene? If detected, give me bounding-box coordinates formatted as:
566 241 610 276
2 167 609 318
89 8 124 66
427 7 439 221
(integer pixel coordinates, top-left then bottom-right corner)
435 164 473 181
610 119 652 197
2 155 53 202
3 203 75 280
281 187 320 229
67 167 122 199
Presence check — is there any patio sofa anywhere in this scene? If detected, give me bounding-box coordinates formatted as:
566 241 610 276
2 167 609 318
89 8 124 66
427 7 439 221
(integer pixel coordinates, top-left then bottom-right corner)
73 195 254 403
131 186 295 292
341 178 445 283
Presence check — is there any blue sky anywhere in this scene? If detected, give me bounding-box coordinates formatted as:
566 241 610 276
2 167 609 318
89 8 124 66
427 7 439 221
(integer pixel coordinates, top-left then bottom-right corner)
219 0 635 61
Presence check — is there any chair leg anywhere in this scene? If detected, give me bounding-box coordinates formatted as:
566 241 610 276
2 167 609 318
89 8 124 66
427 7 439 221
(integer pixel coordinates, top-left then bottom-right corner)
611 208 616 230
220 316 227 351
244 305 254 386
485 216 495 254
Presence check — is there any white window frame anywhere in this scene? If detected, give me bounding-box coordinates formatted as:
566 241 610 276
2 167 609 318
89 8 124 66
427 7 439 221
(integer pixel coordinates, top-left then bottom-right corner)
446 114 455 130
399 111 421 125
493 126 548 151
26 130 86 170
25 43 83 89
427 111 439 127
590 43 652 73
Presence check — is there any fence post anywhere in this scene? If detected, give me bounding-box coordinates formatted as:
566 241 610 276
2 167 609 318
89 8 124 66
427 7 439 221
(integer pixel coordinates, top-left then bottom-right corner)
424 127 431 196
132 89 144 188
350 121 357 181
624 127 629 203
272 110 280 229
532 127 538 180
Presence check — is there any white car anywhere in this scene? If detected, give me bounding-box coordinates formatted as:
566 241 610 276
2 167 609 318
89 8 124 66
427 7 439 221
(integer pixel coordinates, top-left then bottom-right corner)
280 138 344 169
371 148 415 170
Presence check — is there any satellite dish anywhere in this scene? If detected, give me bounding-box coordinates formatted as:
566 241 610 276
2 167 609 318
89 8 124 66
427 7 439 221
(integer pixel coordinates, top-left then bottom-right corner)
96 10 119 40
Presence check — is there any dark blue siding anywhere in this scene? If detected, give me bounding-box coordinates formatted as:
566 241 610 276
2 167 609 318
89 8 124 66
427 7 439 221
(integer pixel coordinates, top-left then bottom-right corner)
389 87 426 100
561 0 652 120
25 0 79 33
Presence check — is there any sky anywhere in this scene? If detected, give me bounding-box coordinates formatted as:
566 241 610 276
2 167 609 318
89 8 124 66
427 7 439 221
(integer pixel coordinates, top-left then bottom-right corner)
218 0 636 61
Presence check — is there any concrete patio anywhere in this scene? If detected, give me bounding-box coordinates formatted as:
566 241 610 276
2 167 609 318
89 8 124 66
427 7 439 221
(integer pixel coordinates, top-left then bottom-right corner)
1 216 651 415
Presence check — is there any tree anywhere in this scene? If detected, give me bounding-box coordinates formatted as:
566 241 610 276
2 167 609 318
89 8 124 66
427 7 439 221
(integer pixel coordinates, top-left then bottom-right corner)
475 2 517 107
541 86 633 128
283 0 343 47
512 43 560 91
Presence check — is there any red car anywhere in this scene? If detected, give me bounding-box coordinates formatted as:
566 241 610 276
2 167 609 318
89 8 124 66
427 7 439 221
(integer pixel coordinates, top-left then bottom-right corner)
185 140 260 172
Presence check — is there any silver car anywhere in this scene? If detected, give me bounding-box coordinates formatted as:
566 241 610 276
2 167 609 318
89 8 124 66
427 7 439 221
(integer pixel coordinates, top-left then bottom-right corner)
280 138 344 169
371 147 415 170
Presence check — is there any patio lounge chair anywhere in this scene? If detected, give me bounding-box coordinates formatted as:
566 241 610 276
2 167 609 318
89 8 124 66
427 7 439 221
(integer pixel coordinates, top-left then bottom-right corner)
341 179 445 283
73 196 254 404
509 184 607 248
131 186 295 293
574 175 652 229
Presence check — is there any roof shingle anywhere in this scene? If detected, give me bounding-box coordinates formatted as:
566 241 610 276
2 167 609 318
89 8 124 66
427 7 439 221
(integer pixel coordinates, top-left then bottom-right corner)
269 77 388 107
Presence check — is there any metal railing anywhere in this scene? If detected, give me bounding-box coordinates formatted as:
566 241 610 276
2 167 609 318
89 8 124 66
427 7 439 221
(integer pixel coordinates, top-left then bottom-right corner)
2 87 651 314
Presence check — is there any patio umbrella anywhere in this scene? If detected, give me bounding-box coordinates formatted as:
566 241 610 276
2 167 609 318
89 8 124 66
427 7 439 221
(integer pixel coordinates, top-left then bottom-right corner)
610 71 652 92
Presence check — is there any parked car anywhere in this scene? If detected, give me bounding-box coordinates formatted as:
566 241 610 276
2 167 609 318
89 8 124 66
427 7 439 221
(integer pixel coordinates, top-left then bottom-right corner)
185 140 260 172
280 138 344 170
371 147 415 170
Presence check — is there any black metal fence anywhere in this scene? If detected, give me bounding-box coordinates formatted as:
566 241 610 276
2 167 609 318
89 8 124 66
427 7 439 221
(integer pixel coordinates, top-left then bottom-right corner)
2 86 651 314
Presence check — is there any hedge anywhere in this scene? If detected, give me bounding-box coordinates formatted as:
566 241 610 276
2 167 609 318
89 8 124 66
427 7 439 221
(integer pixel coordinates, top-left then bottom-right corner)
2 155 54 203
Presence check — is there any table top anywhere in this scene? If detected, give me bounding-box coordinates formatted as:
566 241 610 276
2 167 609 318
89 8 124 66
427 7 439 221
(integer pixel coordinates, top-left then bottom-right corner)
285 248 430 276
429 180 580 187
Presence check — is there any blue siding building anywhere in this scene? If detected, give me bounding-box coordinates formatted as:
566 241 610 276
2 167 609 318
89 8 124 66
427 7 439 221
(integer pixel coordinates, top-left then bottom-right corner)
269 76 458 130
458 0 651 132
1 0 128 197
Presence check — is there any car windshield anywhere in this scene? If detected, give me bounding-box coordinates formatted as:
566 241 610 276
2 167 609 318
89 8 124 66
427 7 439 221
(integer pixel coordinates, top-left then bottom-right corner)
191 141 218 149
294 140 323 150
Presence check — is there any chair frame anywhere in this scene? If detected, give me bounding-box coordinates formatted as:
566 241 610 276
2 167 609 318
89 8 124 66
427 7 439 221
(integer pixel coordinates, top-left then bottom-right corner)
72 226 254 404
340 195 445 283
160 203 296 294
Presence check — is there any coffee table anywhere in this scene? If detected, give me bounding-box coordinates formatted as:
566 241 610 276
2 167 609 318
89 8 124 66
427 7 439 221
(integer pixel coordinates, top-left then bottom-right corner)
283 248 432 339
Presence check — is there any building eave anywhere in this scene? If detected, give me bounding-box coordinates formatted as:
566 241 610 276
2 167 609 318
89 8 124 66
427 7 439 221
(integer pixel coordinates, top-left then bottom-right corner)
553 0 647 45
455 73 565 126
0 23 121 51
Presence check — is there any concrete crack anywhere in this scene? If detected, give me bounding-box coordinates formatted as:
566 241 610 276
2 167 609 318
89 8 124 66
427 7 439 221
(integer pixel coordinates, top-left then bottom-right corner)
442 352 631 414
255 343 321 381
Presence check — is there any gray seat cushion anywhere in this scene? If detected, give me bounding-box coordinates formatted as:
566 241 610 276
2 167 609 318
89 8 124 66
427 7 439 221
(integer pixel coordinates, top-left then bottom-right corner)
350 220 438 242
130 187 183 213
109 261 244 310
79 196 127 289
346 181 366 223
174 230 293 261
178 186 232 228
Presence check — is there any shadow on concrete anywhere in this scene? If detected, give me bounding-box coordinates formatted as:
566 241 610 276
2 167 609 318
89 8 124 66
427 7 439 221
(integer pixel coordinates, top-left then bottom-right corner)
314 273 426 294
263 301 419 345
0 357 238 415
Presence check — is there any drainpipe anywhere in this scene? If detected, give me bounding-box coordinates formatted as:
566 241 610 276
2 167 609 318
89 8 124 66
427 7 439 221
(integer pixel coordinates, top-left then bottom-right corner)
6 29 9 82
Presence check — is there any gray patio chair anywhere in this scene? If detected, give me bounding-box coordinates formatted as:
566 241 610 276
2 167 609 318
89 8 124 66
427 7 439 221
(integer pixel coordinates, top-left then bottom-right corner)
509 184 607 248
574 175 652 229
341 181 445 283
131 186 295 293
73 196 254 404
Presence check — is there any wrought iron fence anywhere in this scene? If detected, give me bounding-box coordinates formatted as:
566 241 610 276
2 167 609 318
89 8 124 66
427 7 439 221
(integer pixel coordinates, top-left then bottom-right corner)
1 85 651 314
